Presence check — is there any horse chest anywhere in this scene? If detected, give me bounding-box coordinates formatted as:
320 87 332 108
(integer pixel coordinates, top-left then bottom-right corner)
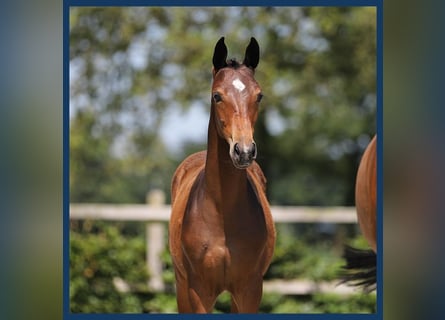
181 198 268 279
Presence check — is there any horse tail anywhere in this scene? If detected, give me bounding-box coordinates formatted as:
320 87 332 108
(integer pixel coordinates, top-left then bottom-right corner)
339 245 376 293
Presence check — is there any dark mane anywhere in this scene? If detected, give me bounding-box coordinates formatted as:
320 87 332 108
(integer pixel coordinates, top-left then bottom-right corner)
226 58 242 69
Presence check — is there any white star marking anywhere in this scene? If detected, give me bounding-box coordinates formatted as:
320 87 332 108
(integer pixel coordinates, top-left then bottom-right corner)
232 78 246 92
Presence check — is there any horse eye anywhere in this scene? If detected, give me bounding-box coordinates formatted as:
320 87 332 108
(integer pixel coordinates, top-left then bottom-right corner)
213 92 222 103
256 93 264 103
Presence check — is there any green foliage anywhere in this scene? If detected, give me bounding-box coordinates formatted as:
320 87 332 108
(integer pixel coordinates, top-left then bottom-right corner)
70 220 375 313
266 224 353 282
260 292 376 313
70 220 149 312
70 220 181 313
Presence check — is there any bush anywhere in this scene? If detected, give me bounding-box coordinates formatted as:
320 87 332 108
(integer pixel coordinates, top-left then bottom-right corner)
70 220 375 313
70 220 150 312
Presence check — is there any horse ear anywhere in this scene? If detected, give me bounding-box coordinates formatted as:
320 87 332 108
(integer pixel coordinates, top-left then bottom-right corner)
243 37 260 70
212 37 228 72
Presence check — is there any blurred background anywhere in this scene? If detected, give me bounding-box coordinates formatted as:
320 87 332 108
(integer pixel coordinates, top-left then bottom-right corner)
69 7 376 313
69 6 376 206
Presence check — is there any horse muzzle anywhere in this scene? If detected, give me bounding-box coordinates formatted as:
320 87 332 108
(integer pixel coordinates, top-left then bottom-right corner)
230 141 257 169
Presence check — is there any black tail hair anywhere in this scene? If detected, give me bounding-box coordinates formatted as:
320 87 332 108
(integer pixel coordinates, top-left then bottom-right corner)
339 245 376 293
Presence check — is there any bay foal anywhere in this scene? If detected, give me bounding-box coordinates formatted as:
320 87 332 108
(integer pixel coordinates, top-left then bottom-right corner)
169 37 275 313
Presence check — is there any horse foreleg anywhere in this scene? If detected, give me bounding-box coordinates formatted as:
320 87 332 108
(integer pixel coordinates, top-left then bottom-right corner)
176 273 218 313
231 278 263 313
187 286 216 313
176 284 214 313
230 295 239 313
175 277 193 313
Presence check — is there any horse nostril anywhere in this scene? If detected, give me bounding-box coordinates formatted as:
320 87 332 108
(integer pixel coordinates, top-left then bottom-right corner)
234 143 241 156
251 142 257 158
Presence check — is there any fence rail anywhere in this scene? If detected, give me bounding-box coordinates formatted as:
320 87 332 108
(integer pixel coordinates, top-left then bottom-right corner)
70 203 357 223
69 199 359 295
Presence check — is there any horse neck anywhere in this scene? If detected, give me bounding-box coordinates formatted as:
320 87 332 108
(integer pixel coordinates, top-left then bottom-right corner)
204 105 249 208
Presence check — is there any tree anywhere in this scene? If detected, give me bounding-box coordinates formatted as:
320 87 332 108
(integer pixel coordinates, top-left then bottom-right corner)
69 7 376 205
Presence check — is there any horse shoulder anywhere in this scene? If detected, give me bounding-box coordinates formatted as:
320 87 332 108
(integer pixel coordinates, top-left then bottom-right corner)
171 151 207 203
169 151 206 268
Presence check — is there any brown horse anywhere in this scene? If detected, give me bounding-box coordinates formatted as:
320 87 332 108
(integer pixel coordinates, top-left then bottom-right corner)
168 37 276 313
341 134 377 292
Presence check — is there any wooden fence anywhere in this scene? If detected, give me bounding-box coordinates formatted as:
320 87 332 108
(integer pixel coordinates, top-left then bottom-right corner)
70 190 362 295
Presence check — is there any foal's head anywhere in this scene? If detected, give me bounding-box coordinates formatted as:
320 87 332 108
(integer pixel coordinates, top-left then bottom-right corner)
211 37 263 169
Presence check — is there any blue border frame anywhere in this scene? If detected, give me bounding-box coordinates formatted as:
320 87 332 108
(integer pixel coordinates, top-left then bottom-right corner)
67 0 379 6
63 1 383 319
376 1 383 316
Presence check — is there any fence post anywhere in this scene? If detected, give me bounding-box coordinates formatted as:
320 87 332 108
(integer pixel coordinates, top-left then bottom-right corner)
146 189 166 292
